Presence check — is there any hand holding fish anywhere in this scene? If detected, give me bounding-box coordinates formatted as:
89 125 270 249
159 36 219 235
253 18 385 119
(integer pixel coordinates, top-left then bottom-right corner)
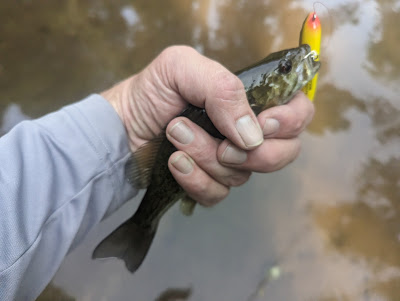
102 45 315 206
96 45 319 272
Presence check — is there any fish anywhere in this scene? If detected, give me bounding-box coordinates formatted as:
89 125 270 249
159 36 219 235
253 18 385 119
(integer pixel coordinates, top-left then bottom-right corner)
92 44 321 272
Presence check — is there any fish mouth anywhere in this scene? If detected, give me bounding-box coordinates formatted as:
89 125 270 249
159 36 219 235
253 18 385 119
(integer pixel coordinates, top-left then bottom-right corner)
310 59 321 74
301 45 321 75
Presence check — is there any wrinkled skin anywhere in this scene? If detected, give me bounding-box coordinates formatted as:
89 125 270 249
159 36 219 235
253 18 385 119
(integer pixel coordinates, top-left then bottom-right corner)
102 45 316 206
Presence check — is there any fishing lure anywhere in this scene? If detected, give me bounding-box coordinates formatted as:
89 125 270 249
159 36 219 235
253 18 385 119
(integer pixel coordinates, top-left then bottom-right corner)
300 10 321 101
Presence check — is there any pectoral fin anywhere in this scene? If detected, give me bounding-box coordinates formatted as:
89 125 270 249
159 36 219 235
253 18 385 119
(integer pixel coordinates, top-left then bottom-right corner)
125 134 165 189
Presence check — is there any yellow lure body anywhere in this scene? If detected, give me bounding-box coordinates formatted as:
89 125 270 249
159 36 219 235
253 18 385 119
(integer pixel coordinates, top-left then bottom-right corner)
300 12 321 101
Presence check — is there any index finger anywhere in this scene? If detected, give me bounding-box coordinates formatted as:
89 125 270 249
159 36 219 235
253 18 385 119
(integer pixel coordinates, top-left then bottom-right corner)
157 46 263 150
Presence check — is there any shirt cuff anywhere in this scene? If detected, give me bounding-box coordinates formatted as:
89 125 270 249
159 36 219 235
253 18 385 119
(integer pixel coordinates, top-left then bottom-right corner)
62 94 137 214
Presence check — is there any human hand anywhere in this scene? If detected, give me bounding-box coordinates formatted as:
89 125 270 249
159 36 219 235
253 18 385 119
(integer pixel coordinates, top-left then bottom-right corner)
101 46 314 206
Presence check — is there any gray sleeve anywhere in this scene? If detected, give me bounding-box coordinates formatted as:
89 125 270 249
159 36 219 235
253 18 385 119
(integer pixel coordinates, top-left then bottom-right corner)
0 94 138 301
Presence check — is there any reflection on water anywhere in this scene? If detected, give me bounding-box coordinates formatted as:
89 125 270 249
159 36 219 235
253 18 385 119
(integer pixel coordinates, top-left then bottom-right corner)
365 98 400 145
154 287 192 301
1 0 399 300
36 284 75 301
313 155 400 300
307 83 366 135
367 0 400 83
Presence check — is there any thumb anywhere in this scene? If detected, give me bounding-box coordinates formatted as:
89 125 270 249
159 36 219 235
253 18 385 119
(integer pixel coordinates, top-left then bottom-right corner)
156 46 263 150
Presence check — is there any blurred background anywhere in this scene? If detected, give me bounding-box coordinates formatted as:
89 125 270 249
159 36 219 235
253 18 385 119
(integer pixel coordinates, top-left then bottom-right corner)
1 0 399 300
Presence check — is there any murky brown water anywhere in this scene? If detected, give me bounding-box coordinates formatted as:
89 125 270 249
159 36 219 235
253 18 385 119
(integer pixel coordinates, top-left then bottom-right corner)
1 0 400 300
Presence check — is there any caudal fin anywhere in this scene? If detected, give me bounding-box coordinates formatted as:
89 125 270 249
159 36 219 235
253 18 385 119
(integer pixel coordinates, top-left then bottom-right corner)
92 220 156 273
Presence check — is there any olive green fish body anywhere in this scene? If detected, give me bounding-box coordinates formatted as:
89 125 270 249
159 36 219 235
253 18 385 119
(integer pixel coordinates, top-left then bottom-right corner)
130 106 222 229
93 107 223 272
92 45 320 272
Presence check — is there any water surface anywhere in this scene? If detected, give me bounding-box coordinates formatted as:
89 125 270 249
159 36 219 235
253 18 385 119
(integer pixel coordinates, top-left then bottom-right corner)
1 0 399 300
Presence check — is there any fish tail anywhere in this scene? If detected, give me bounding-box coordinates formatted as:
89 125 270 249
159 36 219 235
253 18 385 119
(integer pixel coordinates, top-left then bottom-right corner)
92 217 157 273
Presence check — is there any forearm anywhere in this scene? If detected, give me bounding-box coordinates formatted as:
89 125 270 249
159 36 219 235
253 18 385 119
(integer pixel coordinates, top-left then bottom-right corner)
0 94 137 300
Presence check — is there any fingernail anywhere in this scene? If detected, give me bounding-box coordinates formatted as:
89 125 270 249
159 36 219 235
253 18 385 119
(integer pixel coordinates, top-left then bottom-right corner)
263 118 280 136
221 144 247 164
171 155 193 174
235 115 263 148
168 121 194 144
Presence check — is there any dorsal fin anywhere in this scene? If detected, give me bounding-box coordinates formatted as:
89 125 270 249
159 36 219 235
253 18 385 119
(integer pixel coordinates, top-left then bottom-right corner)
125 134 165 189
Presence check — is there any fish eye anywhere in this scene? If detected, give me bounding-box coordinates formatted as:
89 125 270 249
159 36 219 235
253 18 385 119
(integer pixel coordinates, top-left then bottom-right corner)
278 59 292 74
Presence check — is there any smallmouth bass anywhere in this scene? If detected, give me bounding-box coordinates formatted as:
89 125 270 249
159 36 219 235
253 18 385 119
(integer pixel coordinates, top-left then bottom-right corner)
92 45 321 272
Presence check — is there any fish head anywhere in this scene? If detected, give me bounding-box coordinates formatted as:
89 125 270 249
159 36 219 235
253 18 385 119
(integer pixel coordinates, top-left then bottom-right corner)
237 44 321 113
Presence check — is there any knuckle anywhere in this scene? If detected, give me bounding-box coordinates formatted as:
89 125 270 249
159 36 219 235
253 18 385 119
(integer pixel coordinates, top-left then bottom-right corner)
291 140 302 161
198 187 230 207
215 188 230 203
185 134 218 165
180 143 214 167
210 70 244 102
282 145 301 168
307 102 316 123
285 107 304 136
160 45 195 59
189 176 212 197
308 100 316 116
292 118 304 135
215 70 243 90
187 141 209 159
187 176 229 207
300 95 315 121
158 46 197 69
224 171 251 187
262 148 284 172
286 94 315 136
263 140 301 171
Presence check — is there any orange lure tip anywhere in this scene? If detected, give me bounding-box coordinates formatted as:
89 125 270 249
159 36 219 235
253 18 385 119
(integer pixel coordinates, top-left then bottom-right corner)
306 12 321 31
